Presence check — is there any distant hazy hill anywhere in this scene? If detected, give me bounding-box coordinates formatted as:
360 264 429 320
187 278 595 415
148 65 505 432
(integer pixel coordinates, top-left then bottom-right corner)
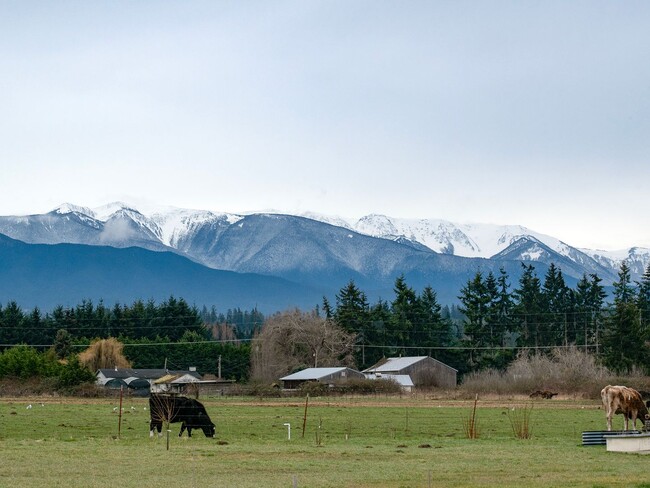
0 234 321 313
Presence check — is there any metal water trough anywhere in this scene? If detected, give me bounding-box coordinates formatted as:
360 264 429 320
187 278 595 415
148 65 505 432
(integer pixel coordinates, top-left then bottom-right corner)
582 430 641 446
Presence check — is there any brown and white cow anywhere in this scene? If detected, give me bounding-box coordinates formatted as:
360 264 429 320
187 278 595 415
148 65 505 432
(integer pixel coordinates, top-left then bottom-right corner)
601 385 649 431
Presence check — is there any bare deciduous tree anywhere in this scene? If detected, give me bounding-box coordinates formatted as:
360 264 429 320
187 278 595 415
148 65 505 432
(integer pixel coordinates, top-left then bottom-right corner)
149 394 177 450
250 309 356 383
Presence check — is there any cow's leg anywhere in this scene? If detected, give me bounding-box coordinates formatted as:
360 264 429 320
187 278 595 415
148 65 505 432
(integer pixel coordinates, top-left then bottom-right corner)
187 426 193 438
606 407 613 431
179 422 186 437
624 414 630 431
150 421 162 438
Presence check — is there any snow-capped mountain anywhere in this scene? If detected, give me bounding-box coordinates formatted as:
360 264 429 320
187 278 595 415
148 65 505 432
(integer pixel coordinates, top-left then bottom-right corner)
3 201 650 311
1 202 648 284
347 214 562 258
55 201 244 249
581 247 650 279
302 213 648 281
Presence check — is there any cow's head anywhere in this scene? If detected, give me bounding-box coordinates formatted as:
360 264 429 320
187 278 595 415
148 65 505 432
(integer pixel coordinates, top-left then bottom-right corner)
202 422 216 438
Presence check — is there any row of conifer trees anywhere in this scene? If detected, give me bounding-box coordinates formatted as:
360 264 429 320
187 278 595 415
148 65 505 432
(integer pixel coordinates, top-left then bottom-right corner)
1 261 649 377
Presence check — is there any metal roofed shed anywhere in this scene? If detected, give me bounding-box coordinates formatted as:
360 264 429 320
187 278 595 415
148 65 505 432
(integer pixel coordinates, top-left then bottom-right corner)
363 356 457 388
280 367 365 390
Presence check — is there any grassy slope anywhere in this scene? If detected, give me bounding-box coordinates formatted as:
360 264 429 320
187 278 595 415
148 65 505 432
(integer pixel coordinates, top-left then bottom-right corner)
1 396 649 488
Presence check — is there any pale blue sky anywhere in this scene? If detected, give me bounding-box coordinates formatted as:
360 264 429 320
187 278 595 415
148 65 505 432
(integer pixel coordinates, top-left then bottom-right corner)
1 1 648 250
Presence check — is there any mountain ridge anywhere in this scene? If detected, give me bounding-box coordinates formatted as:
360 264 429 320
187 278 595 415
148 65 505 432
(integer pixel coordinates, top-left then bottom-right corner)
0 201 647 312
16 201 645 280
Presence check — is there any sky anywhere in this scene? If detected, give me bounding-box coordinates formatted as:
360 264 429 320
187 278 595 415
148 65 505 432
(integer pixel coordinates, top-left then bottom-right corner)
1 1 649 251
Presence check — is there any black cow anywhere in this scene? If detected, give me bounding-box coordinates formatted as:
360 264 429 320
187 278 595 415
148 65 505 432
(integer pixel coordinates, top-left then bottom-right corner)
149 394 215 438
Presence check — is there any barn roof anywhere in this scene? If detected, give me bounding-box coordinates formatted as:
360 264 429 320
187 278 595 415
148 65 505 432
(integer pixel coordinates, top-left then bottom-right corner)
363 356 458 373
280 367 356 381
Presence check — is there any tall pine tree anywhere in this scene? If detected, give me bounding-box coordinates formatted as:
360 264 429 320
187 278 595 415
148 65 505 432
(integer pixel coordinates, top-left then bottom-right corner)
333 280 371 367
602 262 648 373
512 264 543 348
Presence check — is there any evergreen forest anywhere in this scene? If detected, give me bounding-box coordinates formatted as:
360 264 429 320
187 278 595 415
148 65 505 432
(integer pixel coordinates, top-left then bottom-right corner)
1 261 650 383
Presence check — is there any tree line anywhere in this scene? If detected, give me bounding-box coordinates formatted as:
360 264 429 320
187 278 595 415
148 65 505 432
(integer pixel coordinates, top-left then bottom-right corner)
321 262 650 375
0 296 252 381
1 261 649 383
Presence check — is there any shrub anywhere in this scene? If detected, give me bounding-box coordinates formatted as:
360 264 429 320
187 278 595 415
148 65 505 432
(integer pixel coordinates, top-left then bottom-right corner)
56 355 96 389
337 378 403 395
0 346 54 378
460 347 613 398
508 404 534 439
63 382 107 397
296 378 404 397
0 346 96 395
297 381 330 397
243 382 282 398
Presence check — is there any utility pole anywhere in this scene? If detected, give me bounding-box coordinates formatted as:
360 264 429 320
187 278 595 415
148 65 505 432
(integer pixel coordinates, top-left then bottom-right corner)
218 355 222 379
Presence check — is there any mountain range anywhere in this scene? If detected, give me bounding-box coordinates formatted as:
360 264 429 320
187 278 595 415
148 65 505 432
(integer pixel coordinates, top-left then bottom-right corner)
0 202 647 313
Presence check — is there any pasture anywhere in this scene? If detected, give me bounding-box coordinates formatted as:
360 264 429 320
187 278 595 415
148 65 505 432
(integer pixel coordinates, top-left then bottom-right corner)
1 395 650 488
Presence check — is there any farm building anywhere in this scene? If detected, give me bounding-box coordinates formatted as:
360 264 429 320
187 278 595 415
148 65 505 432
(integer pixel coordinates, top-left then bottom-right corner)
280 367 365 390
96 368 202 393
152 373 236 396
363 356 457 388
150 372 201 393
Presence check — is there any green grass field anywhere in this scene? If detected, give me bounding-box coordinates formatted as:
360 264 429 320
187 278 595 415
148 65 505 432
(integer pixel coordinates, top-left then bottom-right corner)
2 395 650 488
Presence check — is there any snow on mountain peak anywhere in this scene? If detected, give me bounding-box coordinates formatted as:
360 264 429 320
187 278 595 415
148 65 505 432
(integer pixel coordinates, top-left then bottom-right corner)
91 202 138 221
30 202 650 275
53 203 96 217
147 207 243 247
314 214 573 261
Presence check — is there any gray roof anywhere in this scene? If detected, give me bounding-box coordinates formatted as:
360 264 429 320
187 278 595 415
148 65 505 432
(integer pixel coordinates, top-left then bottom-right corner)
363 356 427 373
363 356 458 373
280 367 353 381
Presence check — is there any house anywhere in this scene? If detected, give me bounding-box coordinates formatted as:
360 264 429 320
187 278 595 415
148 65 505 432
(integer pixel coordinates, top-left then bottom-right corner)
364 373 415 393
363 356 457 388
96 368 202 393
280 367 365 390
150 373 202 394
